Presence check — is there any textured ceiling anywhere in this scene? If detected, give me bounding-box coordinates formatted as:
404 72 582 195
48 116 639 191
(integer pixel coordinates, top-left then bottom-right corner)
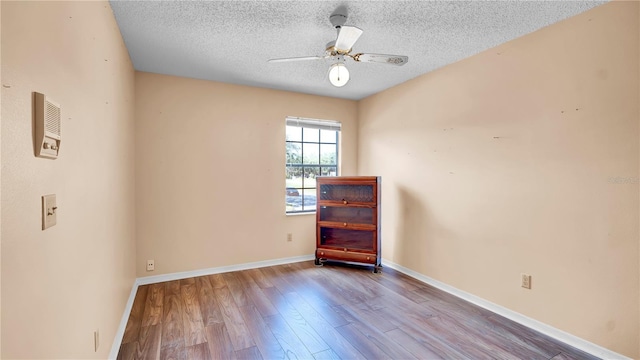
110 1 606 100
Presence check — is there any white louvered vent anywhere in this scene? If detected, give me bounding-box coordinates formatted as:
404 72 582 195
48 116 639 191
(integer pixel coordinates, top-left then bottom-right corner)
45 100 61 136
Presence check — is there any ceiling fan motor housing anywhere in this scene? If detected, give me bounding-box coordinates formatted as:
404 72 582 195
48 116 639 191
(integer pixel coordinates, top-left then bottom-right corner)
330 12 347 28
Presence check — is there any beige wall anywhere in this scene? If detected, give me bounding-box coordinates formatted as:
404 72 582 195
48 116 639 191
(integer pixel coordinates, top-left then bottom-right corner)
1 1 636 358
135 72 357 276
358 2 639 357
1 2 136 359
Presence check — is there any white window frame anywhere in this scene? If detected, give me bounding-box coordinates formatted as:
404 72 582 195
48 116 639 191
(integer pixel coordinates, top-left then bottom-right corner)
285 117 341 214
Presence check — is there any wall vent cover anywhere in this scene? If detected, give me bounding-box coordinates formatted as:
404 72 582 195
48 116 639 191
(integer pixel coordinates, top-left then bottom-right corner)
34 92 61 159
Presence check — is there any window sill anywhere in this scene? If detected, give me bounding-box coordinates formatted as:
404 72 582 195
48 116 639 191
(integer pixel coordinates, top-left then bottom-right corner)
286 211 316 217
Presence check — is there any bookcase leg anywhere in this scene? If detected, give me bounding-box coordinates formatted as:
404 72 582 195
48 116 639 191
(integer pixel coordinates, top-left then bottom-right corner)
373 264 382 273
314 258 324 267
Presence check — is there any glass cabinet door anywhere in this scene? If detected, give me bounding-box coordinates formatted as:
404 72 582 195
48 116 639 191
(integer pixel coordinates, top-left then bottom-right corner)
319 228 374 251
319 206 374 225
318 184 374 204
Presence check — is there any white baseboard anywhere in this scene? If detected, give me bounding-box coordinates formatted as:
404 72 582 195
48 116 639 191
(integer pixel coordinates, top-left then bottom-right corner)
108 280 139 360
136 255 315 286
382 259 630 360
108 254 314 359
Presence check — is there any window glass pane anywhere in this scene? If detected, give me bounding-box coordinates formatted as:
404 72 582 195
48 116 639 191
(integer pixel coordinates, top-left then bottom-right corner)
303 128 319 143
286 126 302 142
302 188 317 211
320 129 337 143
320 144 337 165
321 166 337 176
286 187 303 212
302 143 320 164
306 175 317 189
286 142 302 164
304 167 320 184
286 167 303 187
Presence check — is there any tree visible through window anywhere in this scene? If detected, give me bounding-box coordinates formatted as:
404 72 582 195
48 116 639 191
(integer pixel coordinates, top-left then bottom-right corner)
286 117 340 213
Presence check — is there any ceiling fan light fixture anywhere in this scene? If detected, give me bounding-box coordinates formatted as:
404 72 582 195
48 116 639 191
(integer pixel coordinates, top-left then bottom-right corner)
329 63 349 87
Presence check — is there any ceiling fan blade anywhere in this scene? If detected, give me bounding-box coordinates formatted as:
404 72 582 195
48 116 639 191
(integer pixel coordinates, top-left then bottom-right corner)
268 56 326 63
335 26 363 52
352 53 408 66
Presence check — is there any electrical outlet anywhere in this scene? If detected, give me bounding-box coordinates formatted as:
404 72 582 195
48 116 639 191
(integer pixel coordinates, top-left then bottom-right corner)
146 259 155 271
94 329 99 352
521 273 531 289
287 233 293 242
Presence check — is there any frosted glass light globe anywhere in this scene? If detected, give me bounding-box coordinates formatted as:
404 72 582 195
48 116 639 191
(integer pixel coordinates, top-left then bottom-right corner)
329 63 349 87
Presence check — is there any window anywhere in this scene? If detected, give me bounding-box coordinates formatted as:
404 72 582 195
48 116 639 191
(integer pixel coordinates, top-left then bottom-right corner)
286 117 340 213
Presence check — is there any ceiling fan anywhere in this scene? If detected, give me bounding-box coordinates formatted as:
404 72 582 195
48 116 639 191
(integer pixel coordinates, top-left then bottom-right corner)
268 6 408 87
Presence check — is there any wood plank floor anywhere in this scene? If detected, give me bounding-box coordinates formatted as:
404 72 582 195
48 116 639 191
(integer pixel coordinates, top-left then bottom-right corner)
117 261 599 360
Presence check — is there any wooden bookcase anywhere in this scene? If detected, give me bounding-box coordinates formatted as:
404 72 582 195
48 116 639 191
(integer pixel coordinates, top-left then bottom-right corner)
315 176 381 273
